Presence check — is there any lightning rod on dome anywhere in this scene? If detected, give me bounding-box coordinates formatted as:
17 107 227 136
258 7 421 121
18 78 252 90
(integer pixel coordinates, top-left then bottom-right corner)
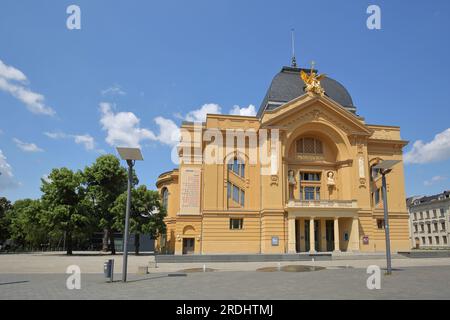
291 29 297 67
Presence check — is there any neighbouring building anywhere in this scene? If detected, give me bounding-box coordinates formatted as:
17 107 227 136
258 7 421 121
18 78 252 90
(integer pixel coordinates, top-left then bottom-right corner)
407 191 450 249
156 62 411 255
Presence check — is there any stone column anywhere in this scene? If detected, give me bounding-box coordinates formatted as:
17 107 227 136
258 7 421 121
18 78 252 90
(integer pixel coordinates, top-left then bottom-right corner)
309 217 316 253
334 217 340 252
288 217 296 253
350 216 360 252
299 219 306 252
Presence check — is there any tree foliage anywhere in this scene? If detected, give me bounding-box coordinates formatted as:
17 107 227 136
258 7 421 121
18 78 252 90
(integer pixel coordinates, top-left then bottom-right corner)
0 197 12 243
83 154 132 254
112 185 166 254
7 199 48 249
41 168 91 255
0 155 166 254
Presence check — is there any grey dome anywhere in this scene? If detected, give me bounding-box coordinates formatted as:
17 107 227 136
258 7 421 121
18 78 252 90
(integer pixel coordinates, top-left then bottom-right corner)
257 66 356 117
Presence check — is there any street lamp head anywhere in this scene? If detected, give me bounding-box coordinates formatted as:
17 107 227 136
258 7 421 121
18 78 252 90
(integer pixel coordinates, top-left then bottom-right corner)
373 160 401 174
140 206 160 218
116 147 143 161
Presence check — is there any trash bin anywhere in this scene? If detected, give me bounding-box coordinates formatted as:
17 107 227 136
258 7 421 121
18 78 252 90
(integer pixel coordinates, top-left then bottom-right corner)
104 259 114 282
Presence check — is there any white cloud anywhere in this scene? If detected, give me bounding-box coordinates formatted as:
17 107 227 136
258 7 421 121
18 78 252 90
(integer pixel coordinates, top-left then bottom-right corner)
99 102 180 148
101 85 126 96
0 59 55 116
0 149 19 190
404 128 450 164
99 102 156 148
185 103 222 122
0 60 26 82
45 131 97 151
153 116 180 147
424 175 447 187
179 103 256 122
99 101 258 150
44 132 66 139
229 104 257 116
13 138 44 153
73 134 95 150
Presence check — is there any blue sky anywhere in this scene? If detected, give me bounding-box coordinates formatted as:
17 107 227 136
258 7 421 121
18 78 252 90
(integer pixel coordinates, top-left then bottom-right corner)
0 0 449 201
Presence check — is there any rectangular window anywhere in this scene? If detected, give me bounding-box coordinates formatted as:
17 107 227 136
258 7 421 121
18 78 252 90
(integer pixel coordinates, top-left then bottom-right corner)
230 218 243 230
428 236 433 245
414 225 418 233
233 185 239 203
433 209 437 218
427 211 430 219
422 237 426 245
304 187 315 200
421 225 425 232
375 189 381 205
420 212 423 219
441 222 446 231
227 182 231 199
315 187 320 200
315 140 323 154
377 219 384 230
296 139 304 153
304 138 315 153
427 224 431 233
301 172 321 181
434 223 438 232
414 212 417 220
240 190 245 207
435 236 440 245
440 208 445 217
443 236 448 245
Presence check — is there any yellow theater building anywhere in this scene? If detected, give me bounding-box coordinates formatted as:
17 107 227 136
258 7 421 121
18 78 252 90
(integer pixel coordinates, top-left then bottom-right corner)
156 63 410 255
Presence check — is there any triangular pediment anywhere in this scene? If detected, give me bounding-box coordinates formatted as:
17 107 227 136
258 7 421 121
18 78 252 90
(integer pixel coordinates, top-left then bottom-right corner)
260 93 372 136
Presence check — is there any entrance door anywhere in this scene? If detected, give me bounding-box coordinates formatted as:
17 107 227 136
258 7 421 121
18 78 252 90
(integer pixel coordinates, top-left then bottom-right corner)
326 220 335 251
182 238 195 255
314 220 320 251
304 220 310 252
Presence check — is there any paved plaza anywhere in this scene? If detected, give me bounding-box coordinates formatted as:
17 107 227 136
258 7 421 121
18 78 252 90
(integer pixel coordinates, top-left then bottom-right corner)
1 253 450 299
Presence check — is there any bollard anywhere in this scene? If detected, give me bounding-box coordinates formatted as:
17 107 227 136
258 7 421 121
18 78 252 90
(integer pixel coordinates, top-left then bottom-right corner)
103 259 114 283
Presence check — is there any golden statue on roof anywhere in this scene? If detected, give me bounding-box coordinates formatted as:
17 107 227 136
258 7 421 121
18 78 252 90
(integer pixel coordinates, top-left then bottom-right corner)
300 61 326 96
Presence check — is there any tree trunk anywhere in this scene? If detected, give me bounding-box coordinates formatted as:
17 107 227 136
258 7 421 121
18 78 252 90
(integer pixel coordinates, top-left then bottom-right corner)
109 230 116 255
134 233 140 256
102 228 109 252
66 232 73 255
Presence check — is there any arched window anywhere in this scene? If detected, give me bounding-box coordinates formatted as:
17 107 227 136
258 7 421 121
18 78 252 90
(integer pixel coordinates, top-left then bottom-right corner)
296 138 323 155
161 187 169 211
227 158 245 178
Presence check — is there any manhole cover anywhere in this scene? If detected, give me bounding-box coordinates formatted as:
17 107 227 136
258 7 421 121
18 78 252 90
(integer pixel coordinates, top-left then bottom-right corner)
256 265 325 272
178 268 216 273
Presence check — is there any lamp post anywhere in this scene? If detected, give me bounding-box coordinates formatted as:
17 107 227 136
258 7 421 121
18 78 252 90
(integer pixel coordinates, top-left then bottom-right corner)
116 147 143 282
372 160 400 275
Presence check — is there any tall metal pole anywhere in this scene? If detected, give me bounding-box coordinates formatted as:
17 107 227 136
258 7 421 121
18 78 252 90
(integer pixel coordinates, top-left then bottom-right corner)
122 160 133 282
381 170 392 275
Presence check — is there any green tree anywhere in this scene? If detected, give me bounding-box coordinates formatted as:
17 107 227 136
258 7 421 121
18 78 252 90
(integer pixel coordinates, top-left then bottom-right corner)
83 155 131 254
0 197 12 243
41 168 91 255
7 199 48 250
112 185 166 255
